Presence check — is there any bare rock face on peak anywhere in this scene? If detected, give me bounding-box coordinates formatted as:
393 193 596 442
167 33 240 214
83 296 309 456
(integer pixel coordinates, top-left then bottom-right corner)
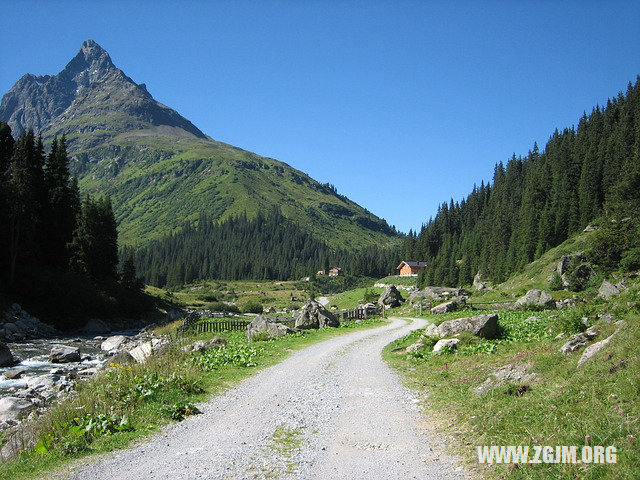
0 39 206 148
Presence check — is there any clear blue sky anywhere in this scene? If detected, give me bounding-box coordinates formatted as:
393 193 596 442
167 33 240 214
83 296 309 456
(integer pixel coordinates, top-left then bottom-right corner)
2 1 639 233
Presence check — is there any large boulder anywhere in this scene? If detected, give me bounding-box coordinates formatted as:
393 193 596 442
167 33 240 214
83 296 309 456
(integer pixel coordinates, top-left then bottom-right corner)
377 285 404 308
81 318 111 334
183 337 228 352
578 330 619 368
50 345 81 363
127 338 168 363
430 300 458 314
101 335 128 352
473 272 488 291
436 313 499 339
598 280 624 300
0 397 35 422
474 362 538 396
514 289 556 309
295 299 339 329
0 342 15 367
247 315 293 341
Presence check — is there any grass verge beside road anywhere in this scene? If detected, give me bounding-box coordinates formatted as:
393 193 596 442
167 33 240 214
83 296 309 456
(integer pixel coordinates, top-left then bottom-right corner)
0 317 383 480
384 309 639 479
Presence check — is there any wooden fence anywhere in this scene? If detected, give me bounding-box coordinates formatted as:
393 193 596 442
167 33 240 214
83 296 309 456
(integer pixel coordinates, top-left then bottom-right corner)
177 305 379 336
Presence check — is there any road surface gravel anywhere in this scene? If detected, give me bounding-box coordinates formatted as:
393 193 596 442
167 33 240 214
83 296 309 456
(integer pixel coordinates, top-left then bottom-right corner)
64 317 467 480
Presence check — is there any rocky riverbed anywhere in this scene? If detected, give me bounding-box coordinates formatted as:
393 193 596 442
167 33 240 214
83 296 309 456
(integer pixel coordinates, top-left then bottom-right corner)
0 305 171 434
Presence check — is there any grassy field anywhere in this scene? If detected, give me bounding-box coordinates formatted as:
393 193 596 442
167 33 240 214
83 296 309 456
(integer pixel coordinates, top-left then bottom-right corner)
384 294 639 479
0 317 383 480
146 279 310 312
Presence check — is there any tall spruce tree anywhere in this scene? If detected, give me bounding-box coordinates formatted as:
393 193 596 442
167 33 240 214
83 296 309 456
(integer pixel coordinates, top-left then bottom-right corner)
43 136 78 267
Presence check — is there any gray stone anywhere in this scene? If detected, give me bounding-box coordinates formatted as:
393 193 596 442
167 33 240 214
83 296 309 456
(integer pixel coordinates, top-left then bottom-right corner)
182 336 228 352
475 362 538 396
100 335 128 352
247 315 293 341
3 369 25 379
514 289 556 309
405 342 424 354
422 323 439 338
377 285 404 308
128 341 154 363
27 374 63 390
560 329 599 354
0 397 35 422
294 299 339 329
0 342 15 367
473 272 488 290
436 314 499 339
432 338 460 352
50 345 81 363
598 280 622 300
4 323 18 334
430 300 458 314
578 331 619 367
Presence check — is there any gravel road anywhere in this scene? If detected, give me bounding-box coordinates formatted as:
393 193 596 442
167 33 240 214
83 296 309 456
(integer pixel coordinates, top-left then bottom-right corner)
64 318 467 480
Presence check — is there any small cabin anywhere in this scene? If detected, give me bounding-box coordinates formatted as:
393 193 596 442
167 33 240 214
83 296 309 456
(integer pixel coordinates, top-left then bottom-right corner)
397 261 427 276
328 266 342 277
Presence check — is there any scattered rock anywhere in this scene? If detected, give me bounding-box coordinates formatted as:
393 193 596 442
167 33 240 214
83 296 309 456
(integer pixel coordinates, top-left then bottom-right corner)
405 342 424 354
430 300 458 315
101 335 128 352
422 323 439 338
377 285 404 308
128 342 154 363
432 338 460 352
183 336 228 352
77 368 99 376
295 299 339 329
0 397 35 422
598 280 624 300
475 362 538 396
560 328 599 354
3 369 25 380
436 314 499 339
247 315 293 341
50 345 81 363
110 350 135 364
577 332 619 367
27 374 64 390
0 342 15 367
514 289 556 309
583 224 596 232
473 272 488 291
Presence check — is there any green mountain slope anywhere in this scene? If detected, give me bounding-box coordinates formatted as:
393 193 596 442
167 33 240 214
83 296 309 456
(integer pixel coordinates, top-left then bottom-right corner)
0 40 399 248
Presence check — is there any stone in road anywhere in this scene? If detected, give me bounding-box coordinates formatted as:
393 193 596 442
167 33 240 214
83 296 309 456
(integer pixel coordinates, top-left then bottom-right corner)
64 318 466 479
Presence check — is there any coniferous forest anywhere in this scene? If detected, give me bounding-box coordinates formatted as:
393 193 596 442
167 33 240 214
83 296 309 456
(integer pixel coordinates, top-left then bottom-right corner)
401 78 640 287
0 123 145 327
129 209 400 287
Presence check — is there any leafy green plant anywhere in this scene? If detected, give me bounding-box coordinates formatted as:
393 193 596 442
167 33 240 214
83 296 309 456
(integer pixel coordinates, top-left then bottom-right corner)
194 341 263 369
162 402 201 421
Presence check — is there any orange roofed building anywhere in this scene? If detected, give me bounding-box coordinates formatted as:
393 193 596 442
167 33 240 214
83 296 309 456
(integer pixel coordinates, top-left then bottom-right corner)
396 261 428 276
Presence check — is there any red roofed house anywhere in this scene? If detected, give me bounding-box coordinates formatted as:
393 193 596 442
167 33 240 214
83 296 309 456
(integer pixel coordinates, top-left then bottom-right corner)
396 261 428 276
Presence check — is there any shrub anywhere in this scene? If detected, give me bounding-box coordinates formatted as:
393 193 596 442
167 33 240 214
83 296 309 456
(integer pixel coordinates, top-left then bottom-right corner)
162 402 201 421
549 272 564 291
241 301 263 314
620 247 640 272
199 293 218 302
362 288 378 303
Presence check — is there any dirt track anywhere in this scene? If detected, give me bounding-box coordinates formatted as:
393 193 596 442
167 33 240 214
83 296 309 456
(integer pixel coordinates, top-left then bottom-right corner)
64 318 466 479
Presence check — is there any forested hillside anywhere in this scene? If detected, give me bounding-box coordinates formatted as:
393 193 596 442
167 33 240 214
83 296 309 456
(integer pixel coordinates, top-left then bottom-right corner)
403 77 640 287
129 209 400 287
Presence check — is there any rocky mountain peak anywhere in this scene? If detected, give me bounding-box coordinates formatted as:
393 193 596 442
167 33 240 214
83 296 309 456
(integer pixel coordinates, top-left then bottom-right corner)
59 39 115 83
0 40 206 142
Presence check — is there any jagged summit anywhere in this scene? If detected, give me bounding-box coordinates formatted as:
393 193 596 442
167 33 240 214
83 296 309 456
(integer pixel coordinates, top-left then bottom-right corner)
0 39 205 142
60 39 115 79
